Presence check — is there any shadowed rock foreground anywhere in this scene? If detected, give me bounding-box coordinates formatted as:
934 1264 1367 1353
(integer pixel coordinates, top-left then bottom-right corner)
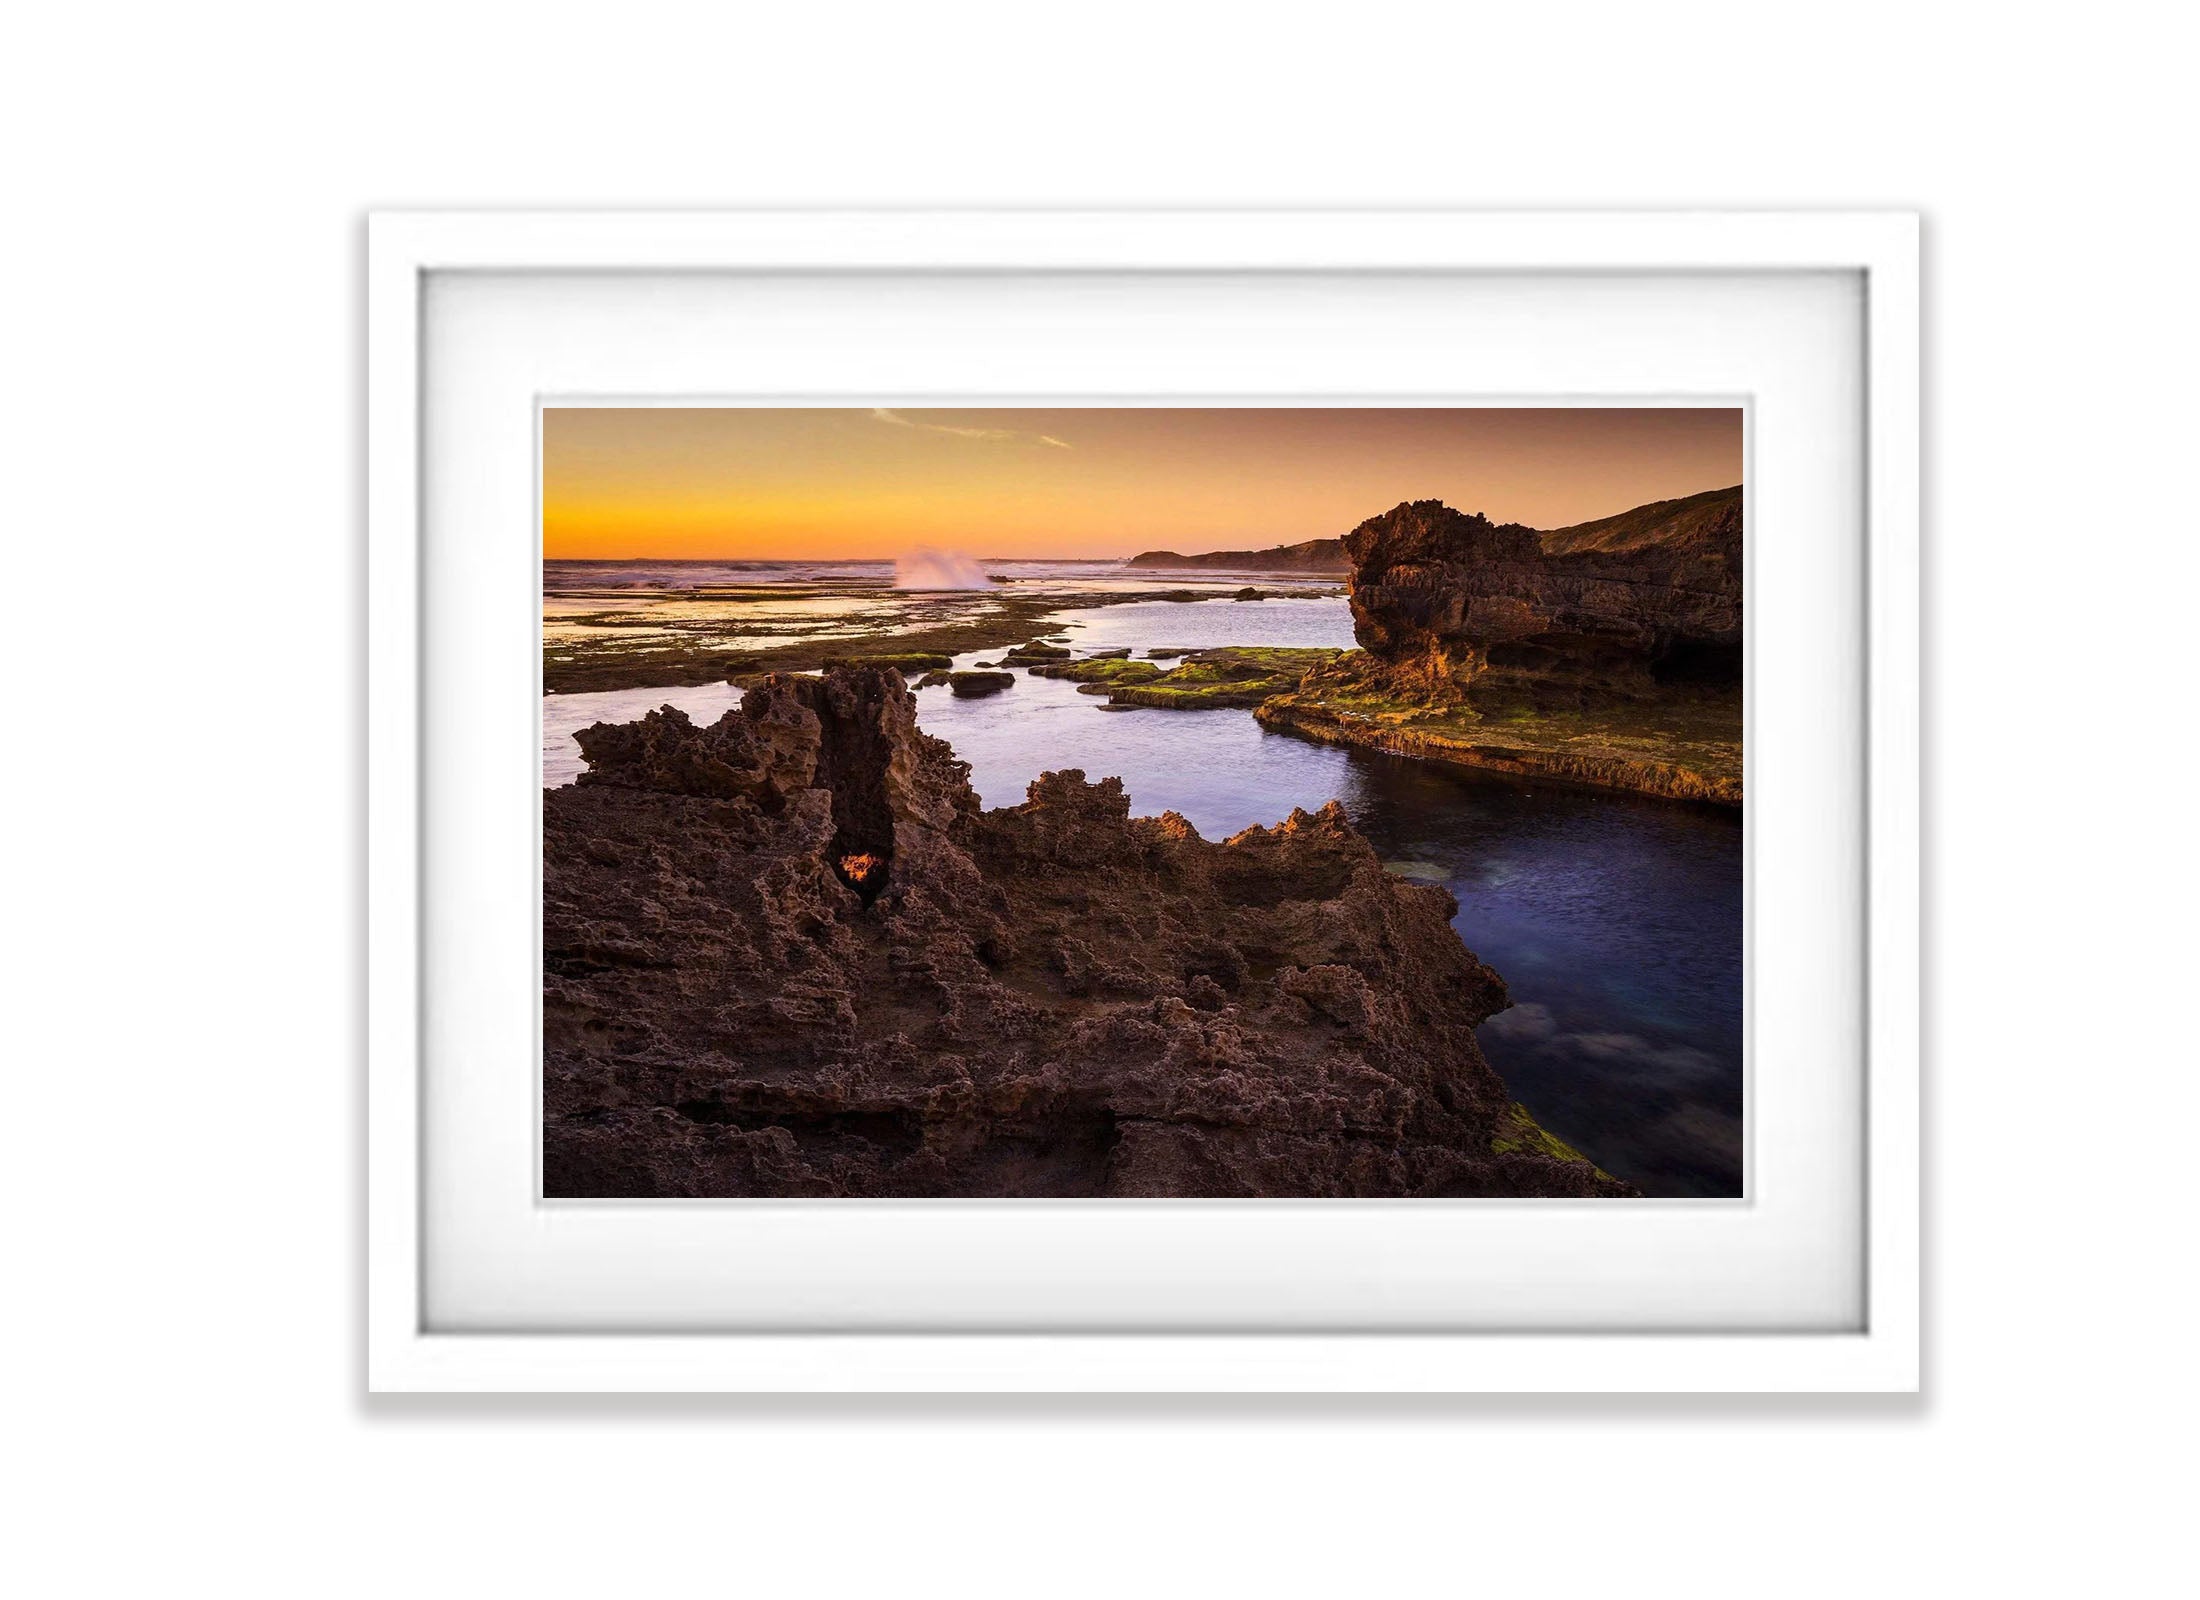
544 667 1629 1198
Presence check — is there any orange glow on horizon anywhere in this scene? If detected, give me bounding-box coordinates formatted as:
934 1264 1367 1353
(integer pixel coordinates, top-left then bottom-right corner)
543 407 1742 561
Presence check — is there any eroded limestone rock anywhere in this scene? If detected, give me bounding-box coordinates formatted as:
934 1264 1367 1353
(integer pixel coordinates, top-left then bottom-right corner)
545 668 1628 1198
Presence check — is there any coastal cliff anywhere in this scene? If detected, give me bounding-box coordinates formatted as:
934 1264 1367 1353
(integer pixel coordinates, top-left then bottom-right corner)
544 667 1627 1198
1258 489 1743 804
1341 489 1740 704
1124 537 1349 572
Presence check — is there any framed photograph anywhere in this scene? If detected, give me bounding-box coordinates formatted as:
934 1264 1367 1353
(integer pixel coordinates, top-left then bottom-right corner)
368 211 1917 1391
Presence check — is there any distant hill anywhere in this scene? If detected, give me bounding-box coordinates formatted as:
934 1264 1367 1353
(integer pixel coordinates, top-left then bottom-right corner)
1124 537 1349 572
1538 484 1743 557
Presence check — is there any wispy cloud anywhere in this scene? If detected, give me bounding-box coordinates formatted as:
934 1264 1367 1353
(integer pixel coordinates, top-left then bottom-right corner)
871 408 1071 449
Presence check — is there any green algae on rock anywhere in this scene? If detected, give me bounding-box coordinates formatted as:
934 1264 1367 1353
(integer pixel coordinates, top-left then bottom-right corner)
1101 647 1342 710
1026 657 1165 687
1257 653 1741 805
1489 1103 1619 1183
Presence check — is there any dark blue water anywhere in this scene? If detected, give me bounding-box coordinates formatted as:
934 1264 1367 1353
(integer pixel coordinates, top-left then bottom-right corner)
1336 758 1742 1197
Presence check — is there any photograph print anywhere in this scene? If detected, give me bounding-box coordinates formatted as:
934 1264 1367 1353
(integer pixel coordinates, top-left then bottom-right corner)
542 406 1743 1199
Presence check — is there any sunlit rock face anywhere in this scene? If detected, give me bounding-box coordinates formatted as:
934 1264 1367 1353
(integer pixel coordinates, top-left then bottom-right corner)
542 667 1630 1198
1341 487 1743 709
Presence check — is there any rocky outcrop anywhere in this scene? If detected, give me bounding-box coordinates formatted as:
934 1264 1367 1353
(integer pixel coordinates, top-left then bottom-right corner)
545 667 1629 1198
1000 641 1072 663
1256 489 1743 805
1124 537 1349 572
1340 488 1741 708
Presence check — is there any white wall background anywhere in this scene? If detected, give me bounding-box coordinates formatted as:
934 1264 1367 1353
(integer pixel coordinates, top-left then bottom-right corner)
5 4 2190 1595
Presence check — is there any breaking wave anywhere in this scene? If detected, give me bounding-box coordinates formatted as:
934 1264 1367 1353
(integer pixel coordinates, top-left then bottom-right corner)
892 548 990 590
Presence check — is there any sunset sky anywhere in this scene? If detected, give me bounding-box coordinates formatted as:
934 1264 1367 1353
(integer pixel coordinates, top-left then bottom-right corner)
543 407 1741 560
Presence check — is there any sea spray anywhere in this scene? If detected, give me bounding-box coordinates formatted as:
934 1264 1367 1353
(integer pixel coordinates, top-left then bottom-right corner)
892 548 990 590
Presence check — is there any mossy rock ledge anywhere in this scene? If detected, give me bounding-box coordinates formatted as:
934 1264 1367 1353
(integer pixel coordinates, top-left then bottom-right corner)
1028 657 1165 688
1256 655 1742 806
1100 647 1342 710
1000 641 1073 663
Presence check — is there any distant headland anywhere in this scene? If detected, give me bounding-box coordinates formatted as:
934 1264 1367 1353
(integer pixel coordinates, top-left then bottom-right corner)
1123 537 1349 572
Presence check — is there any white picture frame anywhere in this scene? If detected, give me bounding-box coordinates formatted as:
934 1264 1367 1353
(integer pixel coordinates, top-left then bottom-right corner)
368 210 1918 1392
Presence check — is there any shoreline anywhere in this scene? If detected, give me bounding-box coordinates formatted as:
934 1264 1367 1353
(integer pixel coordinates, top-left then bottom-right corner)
546 573 1744 811
544 581 1340 694
1254 692 1743 808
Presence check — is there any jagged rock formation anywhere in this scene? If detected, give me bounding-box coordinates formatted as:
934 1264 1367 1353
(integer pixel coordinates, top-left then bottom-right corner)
1339 488 1741 708
1257 488 1744 804
544 668 1628 1198
1124 537 1348 572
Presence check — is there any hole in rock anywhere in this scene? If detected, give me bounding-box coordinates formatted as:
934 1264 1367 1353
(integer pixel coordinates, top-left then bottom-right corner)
835 852 887 900
813 678 900 904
